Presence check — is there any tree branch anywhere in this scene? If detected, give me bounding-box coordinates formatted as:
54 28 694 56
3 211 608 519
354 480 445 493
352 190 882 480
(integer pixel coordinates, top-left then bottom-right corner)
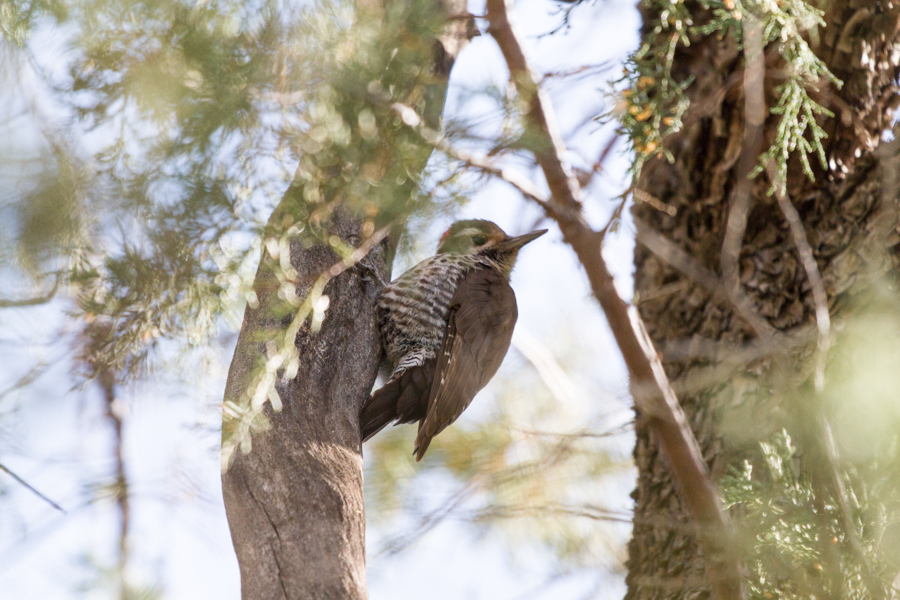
635 216 776 339
0 277 59 309
720 15 769 340
0 462 65 513
484 1 745 598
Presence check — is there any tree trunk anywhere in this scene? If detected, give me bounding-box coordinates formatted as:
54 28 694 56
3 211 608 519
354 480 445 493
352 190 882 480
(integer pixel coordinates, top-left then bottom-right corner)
627 2 900 598
220 1 473 598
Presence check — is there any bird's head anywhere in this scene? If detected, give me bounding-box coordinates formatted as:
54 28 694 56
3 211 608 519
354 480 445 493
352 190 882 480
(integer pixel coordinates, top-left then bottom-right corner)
436 219 547 277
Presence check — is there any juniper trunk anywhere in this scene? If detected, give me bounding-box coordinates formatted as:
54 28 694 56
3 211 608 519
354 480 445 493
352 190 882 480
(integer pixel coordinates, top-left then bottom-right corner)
219 1 473 598
628 2 900 598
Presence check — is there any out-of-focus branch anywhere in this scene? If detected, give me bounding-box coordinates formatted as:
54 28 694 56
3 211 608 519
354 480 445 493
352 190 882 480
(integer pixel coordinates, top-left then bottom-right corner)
484 1 745 598
720 16 767 339
0 277 59 309
0 462 65 513
390 103 551 209
742 6 882 591
765 167 886 600
221 224 390 464
766 164 831 385
82 318 130 599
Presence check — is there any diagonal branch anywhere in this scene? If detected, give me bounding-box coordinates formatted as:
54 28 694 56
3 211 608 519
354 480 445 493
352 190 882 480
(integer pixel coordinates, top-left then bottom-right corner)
0 462 65 513
393 82 750 600
485 0 745 598
635 216 776 339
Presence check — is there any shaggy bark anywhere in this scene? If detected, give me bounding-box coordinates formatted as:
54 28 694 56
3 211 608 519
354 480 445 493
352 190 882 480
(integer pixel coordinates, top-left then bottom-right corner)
627 2 900 598
220 2 473 598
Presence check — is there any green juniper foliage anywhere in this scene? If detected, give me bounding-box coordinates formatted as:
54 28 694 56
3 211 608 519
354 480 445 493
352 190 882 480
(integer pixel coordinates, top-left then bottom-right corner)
724 430 896 600
617 0 839 192
721 289 900 599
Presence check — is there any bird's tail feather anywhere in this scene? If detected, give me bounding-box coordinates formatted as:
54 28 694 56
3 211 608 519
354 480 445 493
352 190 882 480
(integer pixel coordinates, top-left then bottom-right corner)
360 361 434 443
413 432 433 462
360 379 400 442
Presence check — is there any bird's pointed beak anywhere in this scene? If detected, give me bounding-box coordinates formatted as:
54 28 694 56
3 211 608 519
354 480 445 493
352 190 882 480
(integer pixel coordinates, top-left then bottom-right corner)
498 229 548 251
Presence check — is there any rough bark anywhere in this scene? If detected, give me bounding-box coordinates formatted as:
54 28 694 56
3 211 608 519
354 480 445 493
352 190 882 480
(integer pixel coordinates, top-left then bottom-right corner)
222 208 385 600
627 2 900 598
220 1 473 598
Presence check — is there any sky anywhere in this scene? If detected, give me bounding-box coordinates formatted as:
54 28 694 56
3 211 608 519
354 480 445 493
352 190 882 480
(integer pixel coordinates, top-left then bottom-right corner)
0 0 642 598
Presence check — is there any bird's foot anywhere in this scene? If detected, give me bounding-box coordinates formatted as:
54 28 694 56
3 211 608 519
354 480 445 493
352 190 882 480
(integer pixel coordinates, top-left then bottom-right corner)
356 258 388 288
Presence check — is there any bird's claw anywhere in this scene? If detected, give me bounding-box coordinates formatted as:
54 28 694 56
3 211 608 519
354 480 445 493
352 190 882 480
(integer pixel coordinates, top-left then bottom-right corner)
357 259 388 288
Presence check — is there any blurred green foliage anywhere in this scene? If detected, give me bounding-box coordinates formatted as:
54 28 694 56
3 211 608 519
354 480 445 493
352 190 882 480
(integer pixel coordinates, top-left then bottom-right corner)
723 281 900 599
2 0 470 379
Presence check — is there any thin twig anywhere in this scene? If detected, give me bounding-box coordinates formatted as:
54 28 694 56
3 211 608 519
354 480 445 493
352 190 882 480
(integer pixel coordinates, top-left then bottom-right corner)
390 103 551 208
0 462 66 513
484 1 745 598
0 277 59 309
0 361 48 402
512 421 633 440
470 503 633 524
766 166 831 387
633 189 677 217
325 226 391 279
511 327 593 407
83 318 131 596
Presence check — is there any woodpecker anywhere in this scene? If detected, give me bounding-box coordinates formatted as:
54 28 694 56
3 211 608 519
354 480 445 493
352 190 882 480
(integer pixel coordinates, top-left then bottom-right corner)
360 219 546 460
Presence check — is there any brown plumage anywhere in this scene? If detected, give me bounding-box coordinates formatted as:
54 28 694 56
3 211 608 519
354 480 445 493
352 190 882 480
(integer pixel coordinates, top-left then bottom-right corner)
360 220 546 460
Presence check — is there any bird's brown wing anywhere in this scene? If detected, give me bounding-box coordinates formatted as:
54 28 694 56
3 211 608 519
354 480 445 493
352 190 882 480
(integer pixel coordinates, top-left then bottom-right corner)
413 267 517 460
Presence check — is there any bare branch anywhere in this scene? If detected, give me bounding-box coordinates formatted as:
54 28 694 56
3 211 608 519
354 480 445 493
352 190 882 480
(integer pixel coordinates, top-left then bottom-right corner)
82 318 131 595
0 277 59 309
0 462 66 513
720 15 768 342
635 216 776 339
470 503 633 524
511 327 589 407
633 189 677 217
484 1 745 598
766 167 831 383
389 103 552 209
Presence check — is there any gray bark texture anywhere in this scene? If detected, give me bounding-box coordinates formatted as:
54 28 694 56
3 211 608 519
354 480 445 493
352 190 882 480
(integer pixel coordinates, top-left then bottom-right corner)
219 0 473 598
222 208 386 600
627 1 900 598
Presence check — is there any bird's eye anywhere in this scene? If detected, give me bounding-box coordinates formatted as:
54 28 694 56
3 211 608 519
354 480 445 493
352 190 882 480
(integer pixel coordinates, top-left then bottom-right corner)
472 235 487 246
